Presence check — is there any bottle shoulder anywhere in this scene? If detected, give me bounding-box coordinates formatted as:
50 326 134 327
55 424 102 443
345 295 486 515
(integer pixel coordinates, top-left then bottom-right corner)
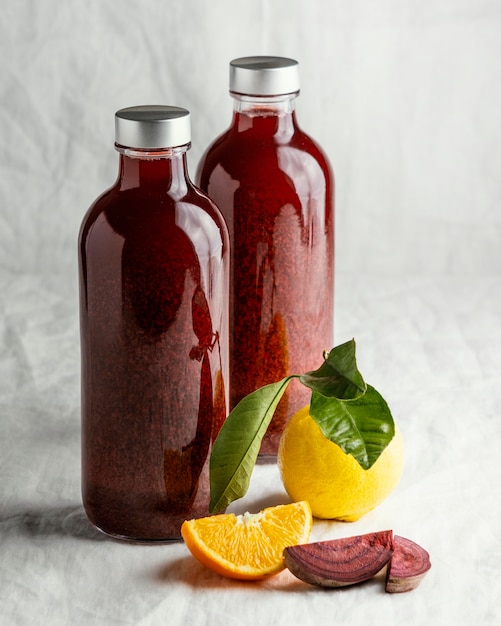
199 121 332 168
294 128 335 181
79 182 228 250
197 126 333 194
78 184 118 239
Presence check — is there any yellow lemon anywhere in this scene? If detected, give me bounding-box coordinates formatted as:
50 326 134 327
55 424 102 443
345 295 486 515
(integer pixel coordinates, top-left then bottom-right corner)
277 406 404 521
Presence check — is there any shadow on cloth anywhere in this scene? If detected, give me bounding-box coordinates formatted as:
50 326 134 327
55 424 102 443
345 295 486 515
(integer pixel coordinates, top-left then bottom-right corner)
154 555 308 591
0 504 106 541
154 555 386 594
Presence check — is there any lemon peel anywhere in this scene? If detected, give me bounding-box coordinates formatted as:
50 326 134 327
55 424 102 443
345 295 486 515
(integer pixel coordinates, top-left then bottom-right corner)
278 406 404 521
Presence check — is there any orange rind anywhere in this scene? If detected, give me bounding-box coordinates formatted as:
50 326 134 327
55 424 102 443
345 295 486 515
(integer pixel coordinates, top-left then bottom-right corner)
181 501 312 580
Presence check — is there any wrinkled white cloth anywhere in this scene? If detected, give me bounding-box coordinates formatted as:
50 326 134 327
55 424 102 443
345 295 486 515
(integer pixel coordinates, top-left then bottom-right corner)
2 272 500 625
1 1 501 624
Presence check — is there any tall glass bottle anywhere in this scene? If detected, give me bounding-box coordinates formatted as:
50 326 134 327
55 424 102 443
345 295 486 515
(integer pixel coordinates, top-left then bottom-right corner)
196 57 334 460
79 105 229 540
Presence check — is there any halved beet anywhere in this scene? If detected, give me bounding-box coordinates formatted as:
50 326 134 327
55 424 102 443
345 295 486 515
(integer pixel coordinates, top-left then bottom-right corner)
283 530 394 588
385 535 431 593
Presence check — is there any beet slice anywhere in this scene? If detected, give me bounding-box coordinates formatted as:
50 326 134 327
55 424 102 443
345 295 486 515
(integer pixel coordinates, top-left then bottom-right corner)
283 530 394 588
385 535 431 593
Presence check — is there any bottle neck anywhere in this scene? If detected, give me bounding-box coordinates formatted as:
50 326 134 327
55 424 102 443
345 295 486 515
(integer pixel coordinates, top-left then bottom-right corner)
115 144 190 195
230 93 298 139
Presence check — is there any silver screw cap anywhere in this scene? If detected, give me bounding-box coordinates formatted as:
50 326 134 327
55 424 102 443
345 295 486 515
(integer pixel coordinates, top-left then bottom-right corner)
115 105 191 149
229 56 300 96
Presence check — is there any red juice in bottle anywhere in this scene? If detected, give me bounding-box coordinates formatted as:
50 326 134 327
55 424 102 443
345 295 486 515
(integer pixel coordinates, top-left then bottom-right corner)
79 106 229 540
196 57 334 460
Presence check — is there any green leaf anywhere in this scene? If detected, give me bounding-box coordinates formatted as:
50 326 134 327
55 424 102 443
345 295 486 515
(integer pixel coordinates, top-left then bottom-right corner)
309 385 395 470
209 376 295 513
299 338 366 400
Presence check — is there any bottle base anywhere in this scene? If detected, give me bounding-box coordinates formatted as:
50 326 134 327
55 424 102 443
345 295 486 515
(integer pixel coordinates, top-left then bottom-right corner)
91 520 182 544
82 500 191 543
256 453 277 465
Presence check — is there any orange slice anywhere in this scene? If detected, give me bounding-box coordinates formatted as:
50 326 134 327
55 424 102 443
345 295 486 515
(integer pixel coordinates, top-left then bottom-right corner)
181 501 312 580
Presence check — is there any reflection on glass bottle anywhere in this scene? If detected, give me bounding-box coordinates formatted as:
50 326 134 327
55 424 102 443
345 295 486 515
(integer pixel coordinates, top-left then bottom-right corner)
197 57 334 460
79 106 229 540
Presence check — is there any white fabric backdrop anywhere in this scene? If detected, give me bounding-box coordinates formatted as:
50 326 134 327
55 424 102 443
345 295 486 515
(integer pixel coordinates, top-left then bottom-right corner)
1 1 500 625
1 0 500 280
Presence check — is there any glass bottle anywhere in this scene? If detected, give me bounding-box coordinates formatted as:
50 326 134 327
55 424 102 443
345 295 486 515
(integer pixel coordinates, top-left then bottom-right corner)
196 57 334 460
79 105 229 540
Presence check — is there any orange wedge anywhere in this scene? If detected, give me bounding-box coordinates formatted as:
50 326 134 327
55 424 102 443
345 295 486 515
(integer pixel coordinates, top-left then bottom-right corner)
181 501 312 580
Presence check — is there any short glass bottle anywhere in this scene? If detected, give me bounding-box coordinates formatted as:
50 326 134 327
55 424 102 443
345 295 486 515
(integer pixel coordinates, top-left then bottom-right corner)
78 105 229 540
196 57 334 460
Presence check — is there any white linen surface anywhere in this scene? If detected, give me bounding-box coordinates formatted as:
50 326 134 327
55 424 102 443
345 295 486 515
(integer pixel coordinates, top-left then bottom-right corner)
1 1 500 625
